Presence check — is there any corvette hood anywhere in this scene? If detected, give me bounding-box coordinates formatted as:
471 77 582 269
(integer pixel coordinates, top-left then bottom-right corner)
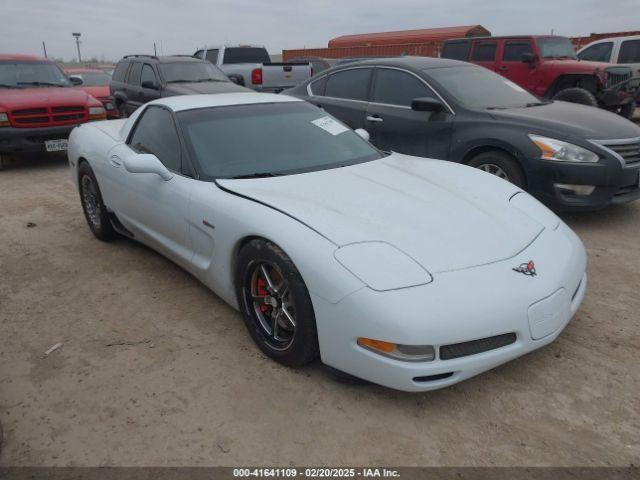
219 154 545 274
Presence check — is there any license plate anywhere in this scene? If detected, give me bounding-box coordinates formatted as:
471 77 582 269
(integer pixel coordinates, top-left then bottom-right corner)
45 139 68 152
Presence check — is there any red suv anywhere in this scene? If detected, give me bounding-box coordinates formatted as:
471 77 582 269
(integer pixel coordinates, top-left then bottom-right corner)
442 35 639 118
0 54 107 169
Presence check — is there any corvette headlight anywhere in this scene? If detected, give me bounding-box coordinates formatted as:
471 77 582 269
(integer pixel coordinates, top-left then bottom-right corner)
334 241 432 291
0 112 9 127
529 135 599 163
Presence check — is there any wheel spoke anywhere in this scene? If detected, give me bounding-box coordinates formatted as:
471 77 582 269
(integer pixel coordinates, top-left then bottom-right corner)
281 305 296 329
260 265 277 292
272 310 280 339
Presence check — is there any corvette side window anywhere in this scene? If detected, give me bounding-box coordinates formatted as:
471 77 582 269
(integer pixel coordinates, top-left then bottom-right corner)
128 107 181 172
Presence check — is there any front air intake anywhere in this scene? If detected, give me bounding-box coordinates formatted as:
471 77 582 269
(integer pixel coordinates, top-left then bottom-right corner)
440 333 516 360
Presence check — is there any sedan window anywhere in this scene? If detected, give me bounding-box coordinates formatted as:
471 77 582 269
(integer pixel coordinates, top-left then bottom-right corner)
325 68 371 101
128 106 181 171
372 69 436 107
427 65 540 109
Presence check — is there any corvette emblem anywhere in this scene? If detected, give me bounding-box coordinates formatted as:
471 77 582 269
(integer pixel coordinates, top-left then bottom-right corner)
513 260 537 276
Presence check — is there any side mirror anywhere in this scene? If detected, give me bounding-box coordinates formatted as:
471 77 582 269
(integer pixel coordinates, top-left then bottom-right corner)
355 128 370 142
123 153 173 181
522 52 536 64
411 97 443 112
141 80 159 90
227 74 245 86
69 76 83 86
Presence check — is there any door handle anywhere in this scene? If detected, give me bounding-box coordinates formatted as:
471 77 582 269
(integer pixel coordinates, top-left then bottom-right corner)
109 156 122 168
366 115 384 123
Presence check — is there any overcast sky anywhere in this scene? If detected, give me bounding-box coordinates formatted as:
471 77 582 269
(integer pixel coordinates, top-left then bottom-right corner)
3 0 639 61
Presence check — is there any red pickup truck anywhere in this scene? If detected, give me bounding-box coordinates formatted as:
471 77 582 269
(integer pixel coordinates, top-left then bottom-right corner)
0 54 107 169
441 35 639 118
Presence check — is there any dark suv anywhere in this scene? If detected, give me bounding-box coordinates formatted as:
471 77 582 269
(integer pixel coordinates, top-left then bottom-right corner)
110 55 248 117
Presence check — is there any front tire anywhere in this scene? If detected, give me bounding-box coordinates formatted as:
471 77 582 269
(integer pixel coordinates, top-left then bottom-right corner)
78 162 117 241
235 239 319 368
552 87 598 107
468 150 526 188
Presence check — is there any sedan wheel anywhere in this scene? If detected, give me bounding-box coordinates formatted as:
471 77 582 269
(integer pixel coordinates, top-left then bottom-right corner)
236 239 319 367
476 163 509 180
468 150 526 189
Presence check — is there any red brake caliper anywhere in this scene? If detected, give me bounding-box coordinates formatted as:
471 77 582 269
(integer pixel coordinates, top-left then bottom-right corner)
257 277 270 313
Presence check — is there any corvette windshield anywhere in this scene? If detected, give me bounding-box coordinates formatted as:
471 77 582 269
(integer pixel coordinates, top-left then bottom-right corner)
427 65 541 109
178 102 382 178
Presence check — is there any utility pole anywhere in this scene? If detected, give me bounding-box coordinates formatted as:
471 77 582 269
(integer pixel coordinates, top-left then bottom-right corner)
42 41 47 58
72 32 82 63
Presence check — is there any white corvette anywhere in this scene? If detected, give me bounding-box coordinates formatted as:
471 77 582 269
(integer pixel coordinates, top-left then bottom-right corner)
68 93 587 392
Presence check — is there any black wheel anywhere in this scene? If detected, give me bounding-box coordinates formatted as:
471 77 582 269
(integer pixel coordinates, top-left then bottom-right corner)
552 87 598 107
618 102 636 120
78 162 117 241
468 150 526 188
117 101 128 118
235 239 319 367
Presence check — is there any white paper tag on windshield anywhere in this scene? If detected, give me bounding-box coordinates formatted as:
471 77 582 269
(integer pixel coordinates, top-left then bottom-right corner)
504 80 527 93
311 116 349 136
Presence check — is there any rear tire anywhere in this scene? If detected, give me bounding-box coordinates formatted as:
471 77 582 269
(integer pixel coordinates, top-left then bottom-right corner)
552 87 598 107
619 102 636 119
117 101 128 118
235 239 319 368
78 162 117 241
468 150 526 188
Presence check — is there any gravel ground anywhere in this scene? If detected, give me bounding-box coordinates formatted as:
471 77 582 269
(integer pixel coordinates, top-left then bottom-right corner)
0 153 638 467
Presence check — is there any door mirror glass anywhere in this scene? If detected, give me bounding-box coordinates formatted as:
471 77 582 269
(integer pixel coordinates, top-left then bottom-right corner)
411 97 443 112
123 153 173 181
69 75 83 86
355 128 370 141
521 52 536 64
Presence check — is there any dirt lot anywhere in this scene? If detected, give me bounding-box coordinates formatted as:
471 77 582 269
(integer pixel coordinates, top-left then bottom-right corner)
0 154 638 467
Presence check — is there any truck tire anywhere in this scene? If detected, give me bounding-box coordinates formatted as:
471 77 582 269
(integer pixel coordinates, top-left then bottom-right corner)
552 87 598 107
619 102 636 120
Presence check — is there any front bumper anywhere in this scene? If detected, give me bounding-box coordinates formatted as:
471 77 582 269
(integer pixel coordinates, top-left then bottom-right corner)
525 156 640 211
0 124 78 154
313 222 587 392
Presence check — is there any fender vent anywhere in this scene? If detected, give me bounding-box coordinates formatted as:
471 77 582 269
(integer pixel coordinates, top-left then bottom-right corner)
440 333 516 360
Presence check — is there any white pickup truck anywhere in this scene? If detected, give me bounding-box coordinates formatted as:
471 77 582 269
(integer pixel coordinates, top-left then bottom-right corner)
194 44 312 93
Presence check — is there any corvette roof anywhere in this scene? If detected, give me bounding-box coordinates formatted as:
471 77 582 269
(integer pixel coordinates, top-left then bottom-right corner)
148 92 302 112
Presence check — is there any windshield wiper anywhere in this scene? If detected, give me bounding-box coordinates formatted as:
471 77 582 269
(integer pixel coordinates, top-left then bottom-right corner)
228 172 282 179
17 81 66 87
166 79 194 83
195 78 225 82
0 83 19 88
